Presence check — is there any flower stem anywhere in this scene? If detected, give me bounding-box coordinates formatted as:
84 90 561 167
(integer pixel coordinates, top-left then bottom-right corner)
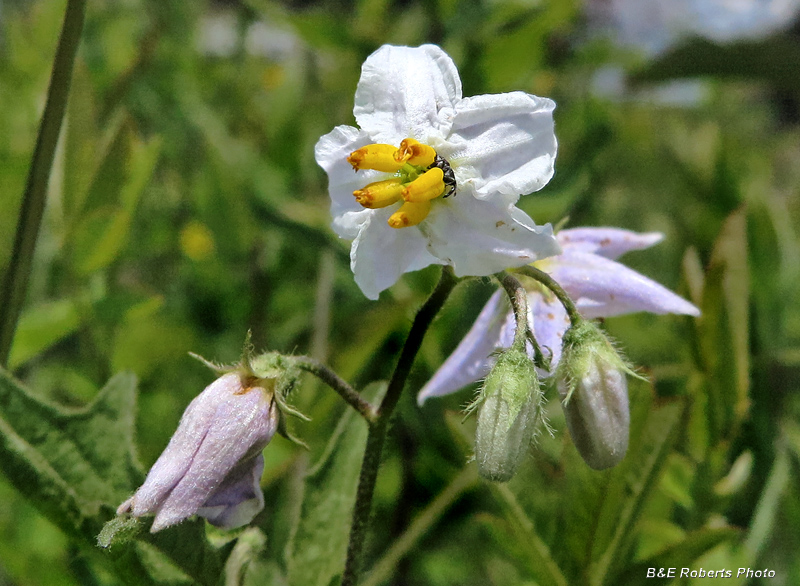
341 266 459 586
293 356 378 423
496 272 530 349
0 0 87 367
516 265 583 327
497 272 548 370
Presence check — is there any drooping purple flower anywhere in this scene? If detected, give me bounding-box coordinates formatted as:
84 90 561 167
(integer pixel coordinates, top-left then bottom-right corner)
418 227 699 404
118 372 278 532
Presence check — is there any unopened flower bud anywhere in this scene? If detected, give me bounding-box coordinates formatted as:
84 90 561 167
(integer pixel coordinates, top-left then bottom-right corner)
117 371 279 532
474 346 544 482
556 320 633 470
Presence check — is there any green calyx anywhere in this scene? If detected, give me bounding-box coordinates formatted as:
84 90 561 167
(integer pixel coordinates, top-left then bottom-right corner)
556 320 642 405
474 347 538 423
190 333 310 447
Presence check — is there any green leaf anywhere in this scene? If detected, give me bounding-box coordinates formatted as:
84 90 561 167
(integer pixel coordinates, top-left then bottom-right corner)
286 382 387 586
8 298 82 369
744 445 791 560
63 58 98 222
696 207 750 444
0 368 143 537
617 527 740 585
70 120 160 275
489 484 569 586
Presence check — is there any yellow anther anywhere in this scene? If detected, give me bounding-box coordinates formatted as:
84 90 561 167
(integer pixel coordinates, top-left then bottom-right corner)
353 179 404 209
401 167 445 203
394 138 436 167
388 200 431 228
347 144 405 172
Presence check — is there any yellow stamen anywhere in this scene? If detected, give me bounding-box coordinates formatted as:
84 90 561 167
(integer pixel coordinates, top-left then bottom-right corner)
394 138 436 167
347 144 405 172
353 179 404 209
388 200 432 228
401 167 445 203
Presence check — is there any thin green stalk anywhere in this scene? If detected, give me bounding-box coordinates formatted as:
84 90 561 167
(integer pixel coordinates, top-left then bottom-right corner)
497 272 549 370
497 272 529 348
341 266 459 586
0 0 87 367
293 356 378 423
516 265 582 327
362 466 479 586
492 483 569 586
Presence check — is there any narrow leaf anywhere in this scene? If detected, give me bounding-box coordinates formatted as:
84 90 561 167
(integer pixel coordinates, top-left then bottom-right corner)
617 527 740 585
697 207 750 444
8 298 82 369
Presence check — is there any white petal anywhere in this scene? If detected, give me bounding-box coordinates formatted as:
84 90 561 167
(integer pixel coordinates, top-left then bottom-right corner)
423 197 560 277
557 227 664 259
418 290 508 404
351 207 442 300
529 292 570 374
547 251 700 318
315 125 389 226
354 45 462 144
441 92 556 205
333 209 372 240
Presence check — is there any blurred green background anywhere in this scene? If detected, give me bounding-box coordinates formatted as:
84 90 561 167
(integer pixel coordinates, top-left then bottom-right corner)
1 0 799 584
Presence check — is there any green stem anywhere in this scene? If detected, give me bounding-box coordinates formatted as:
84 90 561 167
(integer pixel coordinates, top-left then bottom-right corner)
497 271 548 369
496 272 530 349
0 0 87 367
341 266 459 586
293 356 377 423
516 265 583 327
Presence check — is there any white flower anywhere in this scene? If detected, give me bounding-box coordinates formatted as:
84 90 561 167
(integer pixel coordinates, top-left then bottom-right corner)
315 44 561 299
418 227 700 403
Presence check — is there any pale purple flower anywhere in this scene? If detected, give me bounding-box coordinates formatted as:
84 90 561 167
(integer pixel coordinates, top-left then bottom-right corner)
417 227 700 404
118 372 278 532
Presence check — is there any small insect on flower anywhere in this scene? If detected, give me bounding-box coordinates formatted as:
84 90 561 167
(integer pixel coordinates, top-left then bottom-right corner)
428 154 457 198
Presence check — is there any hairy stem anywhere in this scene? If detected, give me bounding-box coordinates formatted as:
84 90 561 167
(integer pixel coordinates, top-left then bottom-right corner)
497 272 530 349
497 271 549 370
0 0 87 367
516 265 583 327
341 266 459 586
293 356 377 423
